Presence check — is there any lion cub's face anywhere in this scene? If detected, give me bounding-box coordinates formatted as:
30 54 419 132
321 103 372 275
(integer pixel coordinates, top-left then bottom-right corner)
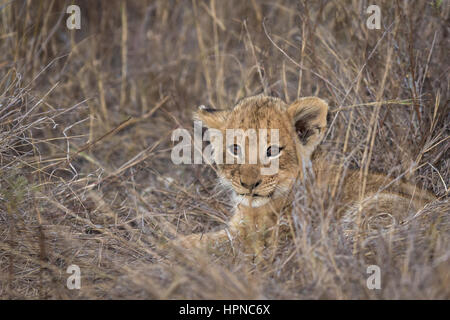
195 94 328 208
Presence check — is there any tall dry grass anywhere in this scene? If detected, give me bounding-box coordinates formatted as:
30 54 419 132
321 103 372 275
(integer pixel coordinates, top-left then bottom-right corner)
0 0 448 299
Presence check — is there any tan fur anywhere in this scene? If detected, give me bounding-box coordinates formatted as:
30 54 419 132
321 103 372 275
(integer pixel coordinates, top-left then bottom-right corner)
175 94 435 255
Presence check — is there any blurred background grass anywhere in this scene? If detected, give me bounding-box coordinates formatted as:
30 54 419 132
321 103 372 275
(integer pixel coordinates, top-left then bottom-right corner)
0 0 448 299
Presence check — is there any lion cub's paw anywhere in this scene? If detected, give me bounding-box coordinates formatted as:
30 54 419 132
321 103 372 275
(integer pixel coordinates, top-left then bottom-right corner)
171 233 206 250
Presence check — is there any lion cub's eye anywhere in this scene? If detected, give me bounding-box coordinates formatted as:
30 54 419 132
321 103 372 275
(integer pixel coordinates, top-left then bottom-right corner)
228 144 241 157
266 145 283 158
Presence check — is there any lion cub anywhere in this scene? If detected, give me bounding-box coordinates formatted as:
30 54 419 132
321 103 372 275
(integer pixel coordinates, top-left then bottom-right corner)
174 94 435 254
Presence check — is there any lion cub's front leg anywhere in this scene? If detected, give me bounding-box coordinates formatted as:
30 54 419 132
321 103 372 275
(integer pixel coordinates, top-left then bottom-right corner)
173 228 234 251
171 212 246 252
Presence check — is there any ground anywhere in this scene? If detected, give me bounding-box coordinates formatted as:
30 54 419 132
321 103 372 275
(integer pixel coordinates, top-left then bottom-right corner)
0 0 448 299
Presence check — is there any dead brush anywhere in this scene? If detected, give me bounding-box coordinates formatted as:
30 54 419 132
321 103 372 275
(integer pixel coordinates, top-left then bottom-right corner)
0 0 448 299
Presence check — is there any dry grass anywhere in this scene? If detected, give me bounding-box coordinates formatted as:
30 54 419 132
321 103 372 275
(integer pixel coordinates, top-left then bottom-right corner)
0 0 448 299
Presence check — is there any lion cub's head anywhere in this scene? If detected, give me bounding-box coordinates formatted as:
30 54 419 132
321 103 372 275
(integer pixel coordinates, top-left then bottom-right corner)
195 94 328 208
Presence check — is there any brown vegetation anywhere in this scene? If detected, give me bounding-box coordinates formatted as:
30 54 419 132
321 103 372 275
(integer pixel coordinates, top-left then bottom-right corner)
0 0 448 299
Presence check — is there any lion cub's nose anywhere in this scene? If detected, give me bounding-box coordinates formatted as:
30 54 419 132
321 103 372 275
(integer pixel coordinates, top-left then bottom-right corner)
239 165 261 191
240 179 261 191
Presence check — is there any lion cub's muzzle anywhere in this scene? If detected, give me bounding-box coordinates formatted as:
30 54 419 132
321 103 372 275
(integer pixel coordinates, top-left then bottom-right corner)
232 178 276 198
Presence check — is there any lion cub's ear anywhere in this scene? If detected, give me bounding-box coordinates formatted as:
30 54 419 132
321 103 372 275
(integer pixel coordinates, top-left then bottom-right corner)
193 105 230 129
287 97 328 154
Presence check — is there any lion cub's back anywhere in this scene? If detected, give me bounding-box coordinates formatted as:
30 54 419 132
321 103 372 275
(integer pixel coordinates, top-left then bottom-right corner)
312 158 435 216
